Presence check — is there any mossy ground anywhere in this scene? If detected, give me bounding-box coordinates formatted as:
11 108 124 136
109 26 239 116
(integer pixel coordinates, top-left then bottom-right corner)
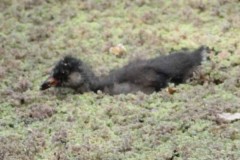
1 0 240 159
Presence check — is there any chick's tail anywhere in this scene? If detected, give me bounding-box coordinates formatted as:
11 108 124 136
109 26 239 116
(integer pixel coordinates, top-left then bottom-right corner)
190 45 210 65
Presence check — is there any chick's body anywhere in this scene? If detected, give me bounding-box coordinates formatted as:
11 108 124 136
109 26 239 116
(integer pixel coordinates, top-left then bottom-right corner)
41 46 207 95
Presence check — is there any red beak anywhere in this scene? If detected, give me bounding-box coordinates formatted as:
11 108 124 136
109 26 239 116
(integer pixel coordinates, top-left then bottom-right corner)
40 77 59 90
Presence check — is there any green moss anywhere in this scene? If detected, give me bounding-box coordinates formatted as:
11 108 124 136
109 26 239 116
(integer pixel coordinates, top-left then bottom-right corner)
1 0 240 159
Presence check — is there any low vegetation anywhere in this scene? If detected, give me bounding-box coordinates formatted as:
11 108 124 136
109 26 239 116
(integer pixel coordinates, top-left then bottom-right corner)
0 0 240 159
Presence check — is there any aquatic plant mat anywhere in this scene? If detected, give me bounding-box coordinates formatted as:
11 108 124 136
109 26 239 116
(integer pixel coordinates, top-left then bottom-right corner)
1 0 240 159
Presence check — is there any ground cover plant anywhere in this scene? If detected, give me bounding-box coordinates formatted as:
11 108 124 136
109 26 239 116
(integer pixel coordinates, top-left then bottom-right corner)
0 0 240 159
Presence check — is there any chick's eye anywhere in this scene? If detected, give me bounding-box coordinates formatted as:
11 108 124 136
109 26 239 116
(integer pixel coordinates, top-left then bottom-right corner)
62 70 69 75
53 70 68 81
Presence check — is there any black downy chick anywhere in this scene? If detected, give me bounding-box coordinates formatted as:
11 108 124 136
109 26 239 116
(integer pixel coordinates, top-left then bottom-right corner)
40 46 208 95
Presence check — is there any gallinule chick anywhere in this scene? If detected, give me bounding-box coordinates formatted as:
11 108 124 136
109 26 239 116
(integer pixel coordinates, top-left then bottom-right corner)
40 46 208 95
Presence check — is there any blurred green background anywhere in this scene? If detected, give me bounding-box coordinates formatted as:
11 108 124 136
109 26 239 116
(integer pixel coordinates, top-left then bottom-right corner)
0 0 240 159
